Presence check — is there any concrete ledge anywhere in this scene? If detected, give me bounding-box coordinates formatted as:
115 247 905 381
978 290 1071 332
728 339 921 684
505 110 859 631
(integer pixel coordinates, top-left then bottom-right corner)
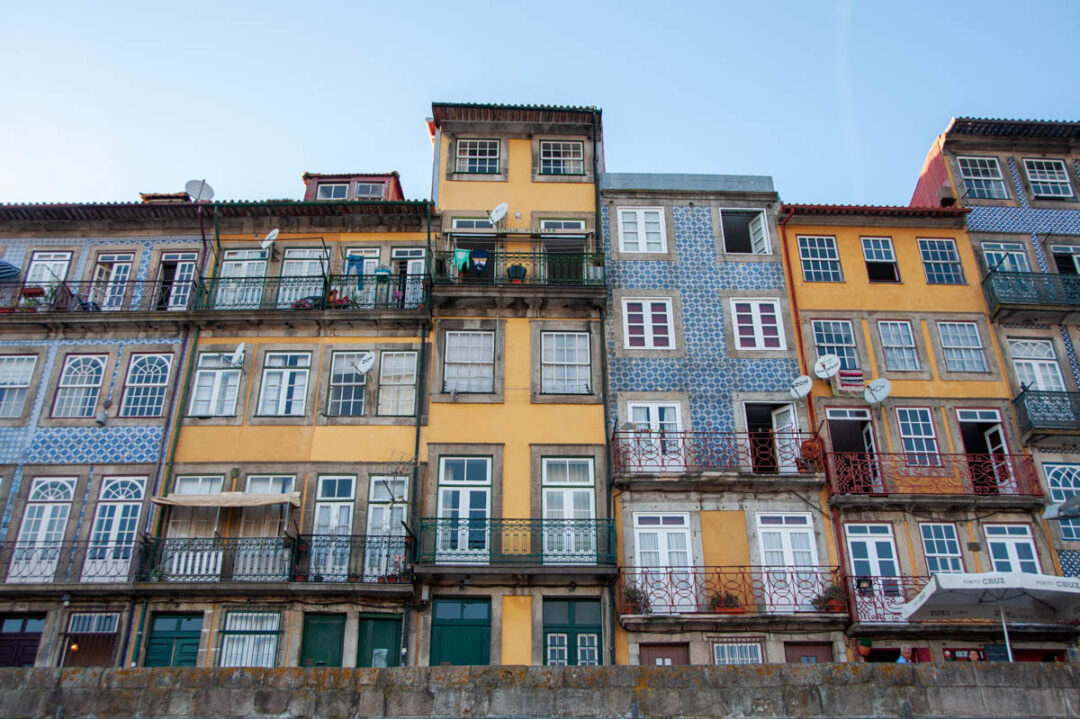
0 664 1076 718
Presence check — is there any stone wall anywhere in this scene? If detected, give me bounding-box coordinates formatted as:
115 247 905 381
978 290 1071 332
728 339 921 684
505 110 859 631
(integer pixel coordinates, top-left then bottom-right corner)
0 664 1076 719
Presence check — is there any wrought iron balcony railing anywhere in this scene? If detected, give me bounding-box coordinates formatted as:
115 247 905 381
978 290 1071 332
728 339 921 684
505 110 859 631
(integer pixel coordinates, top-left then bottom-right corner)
0 280 197 314
825 452 1041 497
139 536 295 582
415 518 616 566
612 430 822 475
432 251 605 287
0 541 140 584
983 271 1080 313
1013 390 1080 436
846 575 929 624
294 534 410 583
618 566 845 616
195 274 428 311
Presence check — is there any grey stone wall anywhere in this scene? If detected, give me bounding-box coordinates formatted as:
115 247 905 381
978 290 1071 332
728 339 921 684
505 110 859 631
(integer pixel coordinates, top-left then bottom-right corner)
0 664 1076 719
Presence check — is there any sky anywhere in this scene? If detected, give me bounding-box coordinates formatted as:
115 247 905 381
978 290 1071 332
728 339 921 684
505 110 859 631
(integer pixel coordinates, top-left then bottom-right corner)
2 0 1079 207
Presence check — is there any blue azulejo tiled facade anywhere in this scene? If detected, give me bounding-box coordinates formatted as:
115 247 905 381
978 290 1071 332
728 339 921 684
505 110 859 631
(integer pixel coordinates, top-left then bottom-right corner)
599 174 799 431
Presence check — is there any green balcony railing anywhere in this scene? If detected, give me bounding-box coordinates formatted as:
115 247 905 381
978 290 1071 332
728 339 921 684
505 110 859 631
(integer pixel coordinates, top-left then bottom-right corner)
194 274 428 311
432 251 605 287
1013 389 1080 436
983 271 1080 314
415 518 615 566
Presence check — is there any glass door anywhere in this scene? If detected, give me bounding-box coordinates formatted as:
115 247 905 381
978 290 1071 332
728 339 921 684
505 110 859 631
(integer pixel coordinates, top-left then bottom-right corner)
215 250 267 309
364 476 408 581
279 248 328 307
90 253 133 310
633 513 693 613
627 403 684 472
81 477 144 582
311 476 355 582
757 514 818 612
10 479 75 583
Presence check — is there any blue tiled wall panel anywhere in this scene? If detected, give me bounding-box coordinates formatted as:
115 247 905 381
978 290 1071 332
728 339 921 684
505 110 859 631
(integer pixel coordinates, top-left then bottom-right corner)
1060 550 1080 578
1 236 201 283
603 204 799 430
967 206 1080 236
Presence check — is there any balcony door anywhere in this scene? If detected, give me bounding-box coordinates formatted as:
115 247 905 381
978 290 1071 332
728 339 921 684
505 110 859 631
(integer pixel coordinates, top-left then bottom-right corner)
155 252 198 310
744 402 799 474
633 513 694 613
541 458 596 564
279 248 328 307
826 408 881 492
956 409 1016 494
9 478 75 583
364 476 408 581
435 458 491 564
1009 339 1066 391
81 477 145 582
164 476 223 580
391 248 425 307
216 250 267 309
540 220 587 285
626 402 684 472
311 476 355 581
90 253 134 310
845 524 902 622
757 513 818 613
235 475 293 581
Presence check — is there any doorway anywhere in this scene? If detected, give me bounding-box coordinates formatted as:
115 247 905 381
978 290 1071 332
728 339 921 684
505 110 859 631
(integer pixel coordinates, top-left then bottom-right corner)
430 599 490 666
0 615 45 667
956 409 1015 494
357 615 402 668
300 614 345 667
826 408 881 492
744 403 799 473
144 614 202 667
639 643 689 666
784 642 833 664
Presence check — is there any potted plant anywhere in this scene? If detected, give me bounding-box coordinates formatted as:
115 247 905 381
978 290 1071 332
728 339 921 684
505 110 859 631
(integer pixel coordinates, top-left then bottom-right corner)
622 586 650 614
812 584 846 612
709 591 743 613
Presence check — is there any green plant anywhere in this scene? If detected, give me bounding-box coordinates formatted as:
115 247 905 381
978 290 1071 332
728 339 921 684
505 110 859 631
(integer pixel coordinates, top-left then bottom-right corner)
709 591 741 610
622 586 650 614
812 584 846 611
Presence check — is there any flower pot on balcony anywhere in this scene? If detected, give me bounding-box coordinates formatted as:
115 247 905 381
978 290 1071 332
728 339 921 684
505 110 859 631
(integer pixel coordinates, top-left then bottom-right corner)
294 573 308 582
348 574 360 583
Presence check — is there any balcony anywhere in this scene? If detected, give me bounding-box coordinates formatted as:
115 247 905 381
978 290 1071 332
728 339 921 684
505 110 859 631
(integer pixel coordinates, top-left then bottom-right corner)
414 518 616 576
983 271 1080 322
0 280 197 315
293 534 409 583
1013 390 1080 441
846 575 928 624
139 537 295 582
195 274 428 312
612 430 823 487
617 566 847 628
825 452 1041 505
432 251 604 287
0 541 139 585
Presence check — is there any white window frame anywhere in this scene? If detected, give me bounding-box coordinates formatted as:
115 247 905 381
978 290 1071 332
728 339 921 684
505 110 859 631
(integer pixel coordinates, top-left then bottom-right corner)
617 207 667 254
957 156 1009 200
256 352 310 416
1045 464 1080 541
436 457 493 564
0 355 37 418
918 238 966 285
622 298 674 350
984 525 1040 574
25 251 72 290
443 331 495 393
730 298 786 351
937 321 988 373
797 236 843 282
316 183 348 200
718 209 770 255
539 140 585 175
326 351 368 417
541 458 596 563
52 354 106 418
219 611 280 668
353 182 385 199
1023 158 1073 199
189 353 241 417
896 407 939 465
119 353 173 417
861 237 900 282
713 641 764 665
1008 339 1067 391
812 320 858 370
982 242 1031 273
919 523 964 574
377 350 418 416
878 321 919 371
541 331 591 394
455 139 500 174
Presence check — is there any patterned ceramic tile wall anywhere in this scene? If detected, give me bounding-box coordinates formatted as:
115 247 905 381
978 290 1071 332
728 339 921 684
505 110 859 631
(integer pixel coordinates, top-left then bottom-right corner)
602 203 799 431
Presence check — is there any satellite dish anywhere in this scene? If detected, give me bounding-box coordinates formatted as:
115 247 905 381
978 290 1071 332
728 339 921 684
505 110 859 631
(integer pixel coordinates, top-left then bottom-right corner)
864 378 892 405
260 228 279 251
488 202 508 224
229 343 246 367
789 375 813 399
1045 494 1080 521
184 179 215 202
813 354 842 379
352 351 375 375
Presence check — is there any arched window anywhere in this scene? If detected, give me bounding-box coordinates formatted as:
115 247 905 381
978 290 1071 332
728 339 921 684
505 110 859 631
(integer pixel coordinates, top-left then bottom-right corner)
52 355 106 418
119 354 172 417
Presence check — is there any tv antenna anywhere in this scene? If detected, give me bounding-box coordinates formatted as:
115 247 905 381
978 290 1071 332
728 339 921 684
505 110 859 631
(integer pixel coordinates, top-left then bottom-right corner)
488 202 508 226
260 228 279 252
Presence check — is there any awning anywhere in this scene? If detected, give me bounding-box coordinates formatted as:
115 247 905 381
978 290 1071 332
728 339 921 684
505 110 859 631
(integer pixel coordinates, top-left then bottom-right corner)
152 491 300 508
0 260 20 281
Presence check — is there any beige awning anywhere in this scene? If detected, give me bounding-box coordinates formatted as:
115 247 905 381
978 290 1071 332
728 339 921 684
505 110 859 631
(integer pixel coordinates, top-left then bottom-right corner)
152 491 301 508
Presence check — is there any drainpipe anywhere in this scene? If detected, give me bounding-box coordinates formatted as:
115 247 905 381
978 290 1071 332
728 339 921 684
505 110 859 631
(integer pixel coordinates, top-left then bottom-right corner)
401 318 428 666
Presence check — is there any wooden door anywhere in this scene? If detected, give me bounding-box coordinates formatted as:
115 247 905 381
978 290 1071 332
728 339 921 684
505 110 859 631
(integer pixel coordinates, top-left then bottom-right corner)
784 642 833 664
299 614 345 667
639 643 689 666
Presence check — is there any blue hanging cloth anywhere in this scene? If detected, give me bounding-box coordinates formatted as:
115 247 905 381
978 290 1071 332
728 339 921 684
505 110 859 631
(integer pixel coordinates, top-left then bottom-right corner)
345 255 366 291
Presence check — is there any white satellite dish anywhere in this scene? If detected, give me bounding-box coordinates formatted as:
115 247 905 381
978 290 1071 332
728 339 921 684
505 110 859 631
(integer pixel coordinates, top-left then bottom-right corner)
1045 493 1080 521
228 343 246 367
260 228 279 251
184 179 215 202
488 202 508 225
813 354 842 379
352 351 376 375
864 377 892 405
789 375 813 399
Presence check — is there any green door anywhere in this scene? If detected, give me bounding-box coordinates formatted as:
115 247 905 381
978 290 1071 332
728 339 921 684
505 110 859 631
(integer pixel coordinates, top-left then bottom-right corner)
300 614 345 667
144 614 202 667
430 599 490 666
357 615 402 668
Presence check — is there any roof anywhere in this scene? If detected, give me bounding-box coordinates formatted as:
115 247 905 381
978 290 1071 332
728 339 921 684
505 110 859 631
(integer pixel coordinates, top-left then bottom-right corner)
601 173 774 194
781 203 970 218
431 102 601 128
301 171 401 181
0 199 432 223
947 117 1080 141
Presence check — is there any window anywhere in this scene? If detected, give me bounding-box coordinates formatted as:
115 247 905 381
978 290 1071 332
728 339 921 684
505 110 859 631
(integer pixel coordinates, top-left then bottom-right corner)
0 355 36 418
327 351 367 417
1045 464 1080 541
167 476 224 538
982 242 1031 273
937 322 988 372
985 525 1040 574
542 458 596 562
731 299 785 350
25 251 72 290
316 183 348 200
541 332 590 394
539 140 584 175
720 210 769 254
918 239 965 284
365 476 408 580
455 139 499 173
1008 339 1066 391
713 640 764 665
119 354 172 417
189 353 241 417
878 321 919 371
543 600 601 666
377 351 418 416
797 236 843 282
1023 158 1073 199
219 612 280 667
896 408 939 465
617 208 666 254
622 299 673 350
539 219 586 233
957 156 1008 200
90 253 134 310
257 352 310 416
862 237 900 282
11 478 75 583
436 457 492 563
812 320 858 370
443 331 495 393
64 612 120 667
215 249 268 309
919 523 963 574
353 182 385 199
52 355 106 418
1050 245 1080 275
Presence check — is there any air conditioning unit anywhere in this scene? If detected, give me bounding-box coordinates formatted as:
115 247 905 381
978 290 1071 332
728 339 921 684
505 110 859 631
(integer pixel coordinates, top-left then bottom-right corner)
831 369 865 394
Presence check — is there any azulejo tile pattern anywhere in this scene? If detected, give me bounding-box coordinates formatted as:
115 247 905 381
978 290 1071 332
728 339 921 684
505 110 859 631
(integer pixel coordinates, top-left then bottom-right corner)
967 206 1080 236
602 204 798 431
1006 158 1029 210
1060 550 1080 578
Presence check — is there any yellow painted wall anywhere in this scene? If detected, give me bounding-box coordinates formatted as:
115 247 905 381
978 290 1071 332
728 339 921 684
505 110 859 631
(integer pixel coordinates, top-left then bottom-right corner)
700 511 750 567
500 595 532 665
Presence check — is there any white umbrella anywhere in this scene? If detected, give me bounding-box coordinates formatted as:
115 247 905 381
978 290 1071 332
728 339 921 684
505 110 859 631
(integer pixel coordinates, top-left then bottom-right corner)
901 572 1080 661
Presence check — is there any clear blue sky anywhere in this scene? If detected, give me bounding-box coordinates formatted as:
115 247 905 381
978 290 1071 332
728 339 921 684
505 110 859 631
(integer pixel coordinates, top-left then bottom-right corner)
2 0 1079 206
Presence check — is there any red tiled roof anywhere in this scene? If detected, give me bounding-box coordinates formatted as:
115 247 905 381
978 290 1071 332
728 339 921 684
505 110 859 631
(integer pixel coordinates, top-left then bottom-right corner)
0 200 432 223
781 203 969 218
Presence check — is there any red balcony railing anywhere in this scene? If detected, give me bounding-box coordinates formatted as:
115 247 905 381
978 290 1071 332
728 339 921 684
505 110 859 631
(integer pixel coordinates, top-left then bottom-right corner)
618 566 845 616
846 575 928 623
825 452 1041 497
612 431 822 475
